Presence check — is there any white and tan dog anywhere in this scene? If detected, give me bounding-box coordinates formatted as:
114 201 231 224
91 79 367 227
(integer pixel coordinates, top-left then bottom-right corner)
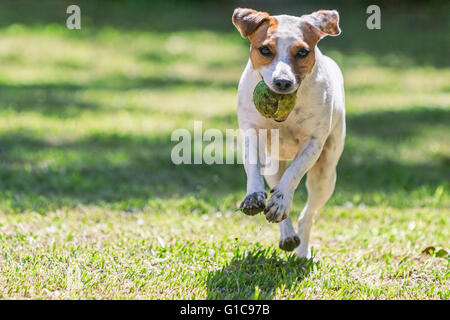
233 8 345 258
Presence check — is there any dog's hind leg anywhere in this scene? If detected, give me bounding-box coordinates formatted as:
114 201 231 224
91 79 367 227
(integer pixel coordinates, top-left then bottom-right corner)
264 160 300 251
296 132 344 258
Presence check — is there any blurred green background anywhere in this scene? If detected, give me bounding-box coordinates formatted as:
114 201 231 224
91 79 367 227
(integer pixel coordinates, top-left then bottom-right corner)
0 0 448 299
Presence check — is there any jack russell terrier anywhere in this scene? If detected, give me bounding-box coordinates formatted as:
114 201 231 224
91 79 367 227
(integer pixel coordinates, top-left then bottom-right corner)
233 8 345 258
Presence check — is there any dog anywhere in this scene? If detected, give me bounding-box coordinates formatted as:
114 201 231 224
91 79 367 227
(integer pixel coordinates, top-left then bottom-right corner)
233 8 345 258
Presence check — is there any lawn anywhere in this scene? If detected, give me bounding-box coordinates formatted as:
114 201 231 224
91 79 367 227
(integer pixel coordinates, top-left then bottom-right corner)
0 0 448 299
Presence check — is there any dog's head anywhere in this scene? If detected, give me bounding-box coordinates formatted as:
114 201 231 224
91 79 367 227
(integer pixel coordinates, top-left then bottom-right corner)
232 8 341 94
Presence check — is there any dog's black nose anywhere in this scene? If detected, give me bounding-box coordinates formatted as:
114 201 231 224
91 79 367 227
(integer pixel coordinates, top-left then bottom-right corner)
273 78 293 91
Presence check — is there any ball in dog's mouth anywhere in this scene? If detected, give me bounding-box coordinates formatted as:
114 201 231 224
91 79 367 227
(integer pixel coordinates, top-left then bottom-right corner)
253 80 297 121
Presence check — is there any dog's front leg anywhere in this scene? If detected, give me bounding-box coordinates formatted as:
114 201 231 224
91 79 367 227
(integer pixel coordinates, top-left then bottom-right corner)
239 130 267 215
265 137 323 223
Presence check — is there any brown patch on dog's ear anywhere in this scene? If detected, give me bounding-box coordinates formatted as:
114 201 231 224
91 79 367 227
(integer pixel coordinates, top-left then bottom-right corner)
232 8 270 38
302 10 341 40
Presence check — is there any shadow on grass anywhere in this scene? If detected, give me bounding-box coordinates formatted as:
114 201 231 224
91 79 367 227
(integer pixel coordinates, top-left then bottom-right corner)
206 247 315 299
347 107 450 140
0 84 99 118
0 130 245 212
0 77 237 118
337 107 450 196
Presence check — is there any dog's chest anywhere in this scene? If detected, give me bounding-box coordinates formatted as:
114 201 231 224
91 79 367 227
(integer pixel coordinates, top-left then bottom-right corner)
266 120 312 160
263 99 326 160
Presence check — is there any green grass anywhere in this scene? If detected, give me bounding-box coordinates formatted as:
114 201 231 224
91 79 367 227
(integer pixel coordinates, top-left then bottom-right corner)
0 0 448 299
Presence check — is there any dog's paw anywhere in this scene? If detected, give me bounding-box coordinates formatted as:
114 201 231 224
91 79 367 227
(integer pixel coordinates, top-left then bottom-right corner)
264 188 292 223
279 235 301 251
239 191 267 216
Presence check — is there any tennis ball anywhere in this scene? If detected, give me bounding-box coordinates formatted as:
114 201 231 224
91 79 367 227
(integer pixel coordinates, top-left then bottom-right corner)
253 80 297 120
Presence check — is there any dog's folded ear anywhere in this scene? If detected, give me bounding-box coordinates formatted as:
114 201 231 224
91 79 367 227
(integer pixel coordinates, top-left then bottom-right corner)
302 10 341 39
232 8 270 38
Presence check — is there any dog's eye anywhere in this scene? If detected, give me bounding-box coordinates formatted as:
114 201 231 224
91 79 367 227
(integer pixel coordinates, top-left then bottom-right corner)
296 48 310 59
258 46 273 57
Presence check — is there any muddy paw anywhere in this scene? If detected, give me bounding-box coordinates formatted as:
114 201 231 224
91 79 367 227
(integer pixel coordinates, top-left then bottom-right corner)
264 189 292 223
279 235 301 251
239 191 267 216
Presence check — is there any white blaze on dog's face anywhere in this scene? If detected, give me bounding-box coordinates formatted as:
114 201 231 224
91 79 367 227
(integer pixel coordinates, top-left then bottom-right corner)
232 8 341 94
